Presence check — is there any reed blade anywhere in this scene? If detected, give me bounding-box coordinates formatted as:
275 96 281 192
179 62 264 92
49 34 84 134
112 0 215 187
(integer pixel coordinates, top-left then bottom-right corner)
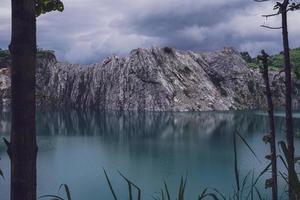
103 168 118 200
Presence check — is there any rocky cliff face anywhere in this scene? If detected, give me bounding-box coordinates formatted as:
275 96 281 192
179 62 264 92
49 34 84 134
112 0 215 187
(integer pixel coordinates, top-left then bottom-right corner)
0 47 295 111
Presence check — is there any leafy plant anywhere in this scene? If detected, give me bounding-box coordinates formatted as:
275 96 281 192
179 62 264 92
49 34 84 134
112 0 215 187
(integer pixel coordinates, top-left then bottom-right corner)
0 50 10 58
35 0 64 17
243 47 300 76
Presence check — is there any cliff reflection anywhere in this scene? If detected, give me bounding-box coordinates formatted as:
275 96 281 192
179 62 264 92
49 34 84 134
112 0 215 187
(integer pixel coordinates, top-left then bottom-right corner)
0 110 289 140
0 110 293 142
33 110 283 140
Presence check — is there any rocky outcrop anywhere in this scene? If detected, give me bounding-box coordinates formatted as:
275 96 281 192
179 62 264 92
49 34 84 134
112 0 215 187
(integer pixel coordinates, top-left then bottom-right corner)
0 47 296 111
0 68 11 110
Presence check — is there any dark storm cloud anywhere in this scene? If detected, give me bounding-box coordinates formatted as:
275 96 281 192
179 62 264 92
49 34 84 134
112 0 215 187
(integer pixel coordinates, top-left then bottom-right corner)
113 0 287 56
0 0 299 63
115 1 251 37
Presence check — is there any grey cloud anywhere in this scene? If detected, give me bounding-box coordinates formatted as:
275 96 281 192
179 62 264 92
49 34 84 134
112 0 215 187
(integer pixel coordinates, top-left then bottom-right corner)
114 1 251 37
0 0 299 63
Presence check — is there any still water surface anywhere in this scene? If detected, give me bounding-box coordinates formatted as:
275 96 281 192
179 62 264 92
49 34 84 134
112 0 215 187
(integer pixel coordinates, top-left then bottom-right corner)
0 110 299 199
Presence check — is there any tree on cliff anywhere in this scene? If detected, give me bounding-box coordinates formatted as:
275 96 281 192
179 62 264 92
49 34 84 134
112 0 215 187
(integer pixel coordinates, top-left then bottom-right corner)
5 1 63 200
240 51 253 63
255 0 300 199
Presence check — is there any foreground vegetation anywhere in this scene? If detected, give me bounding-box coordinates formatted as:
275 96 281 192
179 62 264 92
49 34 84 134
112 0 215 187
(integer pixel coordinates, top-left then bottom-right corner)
36 132 299 200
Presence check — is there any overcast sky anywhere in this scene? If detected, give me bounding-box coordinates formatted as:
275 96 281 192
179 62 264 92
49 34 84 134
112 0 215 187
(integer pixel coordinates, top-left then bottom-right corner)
0 0 300 63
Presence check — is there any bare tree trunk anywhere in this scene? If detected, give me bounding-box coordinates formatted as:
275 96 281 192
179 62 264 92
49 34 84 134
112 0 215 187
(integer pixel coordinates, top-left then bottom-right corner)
9 0 37 200
260 50 278 200
281 1 295 199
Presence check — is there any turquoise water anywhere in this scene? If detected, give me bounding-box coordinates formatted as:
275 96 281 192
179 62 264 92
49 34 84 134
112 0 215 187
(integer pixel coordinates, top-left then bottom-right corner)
0 110 299 199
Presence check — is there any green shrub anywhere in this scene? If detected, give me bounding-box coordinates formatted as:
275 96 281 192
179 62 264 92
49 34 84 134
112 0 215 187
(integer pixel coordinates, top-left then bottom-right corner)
0 50 9 58
243 48 300 73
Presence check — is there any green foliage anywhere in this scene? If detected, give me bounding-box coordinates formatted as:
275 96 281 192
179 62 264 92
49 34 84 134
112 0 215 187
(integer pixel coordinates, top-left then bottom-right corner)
269 48 300 76
247 62 260 69
244 48 300 76
240 51 260 69
35 0 64 17
0 49 10 58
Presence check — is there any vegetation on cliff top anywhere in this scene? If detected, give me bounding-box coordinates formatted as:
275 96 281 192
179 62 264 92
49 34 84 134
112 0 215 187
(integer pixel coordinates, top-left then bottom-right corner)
241 48 300 78
0 48 55 59
0 48 56 68
2 47 300 79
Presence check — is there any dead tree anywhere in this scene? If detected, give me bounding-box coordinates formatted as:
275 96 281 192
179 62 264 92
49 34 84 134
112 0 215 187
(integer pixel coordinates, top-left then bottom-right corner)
8 1 38 199
254 1 300 199
6 1 63 199
258 50 278 200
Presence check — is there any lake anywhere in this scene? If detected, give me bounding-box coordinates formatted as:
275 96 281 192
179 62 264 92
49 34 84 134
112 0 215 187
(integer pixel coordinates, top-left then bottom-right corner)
0 110 299 199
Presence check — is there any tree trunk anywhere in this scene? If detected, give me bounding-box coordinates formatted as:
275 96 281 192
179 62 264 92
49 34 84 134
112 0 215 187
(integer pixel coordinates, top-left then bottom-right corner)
261 51 278 200
281 1 295 199
9 0 37 200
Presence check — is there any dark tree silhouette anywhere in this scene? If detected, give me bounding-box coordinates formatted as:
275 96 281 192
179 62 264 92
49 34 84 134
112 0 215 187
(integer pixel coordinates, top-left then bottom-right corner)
254 1 300 199
6 1 63 200
258 50 278 200
241 51 253 63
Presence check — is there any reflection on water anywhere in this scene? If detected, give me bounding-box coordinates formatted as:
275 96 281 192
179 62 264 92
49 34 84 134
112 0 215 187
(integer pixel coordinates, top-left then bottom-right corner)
0 110 299 199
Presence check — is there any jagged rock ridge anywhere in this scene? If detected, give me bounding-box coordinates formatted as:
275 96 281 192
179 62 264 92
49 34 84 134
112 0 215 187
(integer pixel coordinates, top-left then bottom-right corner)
0 47 293 111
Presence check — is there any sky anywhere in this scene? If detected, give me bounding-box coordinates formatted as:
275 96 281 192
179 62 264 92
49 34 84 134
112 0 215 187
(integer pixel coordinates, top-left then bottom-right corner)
0 0 300 64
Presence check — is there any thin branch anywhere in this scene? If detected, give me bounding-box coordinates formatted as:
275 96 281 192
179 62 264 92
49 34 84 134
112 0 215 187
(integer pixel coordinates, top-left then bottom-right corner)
262 12 281 18
261 25 282 29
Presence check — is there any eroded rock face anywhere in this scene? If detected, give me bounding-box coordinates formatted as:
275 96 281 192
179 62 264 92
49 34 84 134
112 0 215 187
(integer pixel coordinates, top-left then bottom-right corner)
0 68 11 110
0 47 294 111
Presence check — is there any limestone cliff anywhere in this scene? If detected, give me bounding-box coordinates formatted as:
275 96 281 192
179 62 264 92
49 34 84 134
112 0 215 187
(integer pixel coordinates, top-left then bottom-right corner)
0 47 295 111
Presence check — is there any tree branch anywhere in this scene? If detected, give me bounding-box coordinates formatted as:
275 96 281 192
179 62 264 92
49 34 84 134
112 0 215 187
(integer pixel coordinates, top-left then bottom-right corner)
262 12 281 18
254 0 271 2
261 25 282 29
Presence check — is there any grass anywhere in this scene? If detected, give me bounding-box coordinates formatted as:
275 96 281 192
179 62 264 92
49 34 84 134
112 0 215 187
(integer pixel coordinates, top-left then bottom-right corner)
114 132 268 200
38 132 274 200
3 131 294 199
39 184 72 200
